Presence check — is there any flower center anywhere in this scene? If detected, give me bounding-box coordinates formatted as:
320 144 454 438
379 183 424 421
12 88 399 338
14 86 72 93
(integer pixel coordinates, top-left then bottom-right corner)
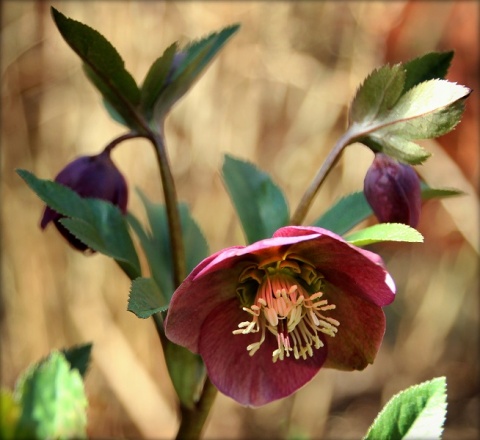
233 256 339 362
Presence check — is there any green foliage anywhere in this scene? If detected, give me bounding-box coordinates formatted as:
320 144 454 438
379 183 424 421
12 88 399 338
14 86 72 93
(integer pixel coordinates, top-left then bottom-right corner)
14 352 88 440
364 377 447 440
402 51 454 93
16 169 141 279
349 64 406 124
313 191 372 235
163 344 206 410
128 277 168 318
127 190 209 309
61 343 93 378
345 223 424 246
348 53 471 165
140 43 178 119
222 154 290 243
51 7 143 131
152 24 240 121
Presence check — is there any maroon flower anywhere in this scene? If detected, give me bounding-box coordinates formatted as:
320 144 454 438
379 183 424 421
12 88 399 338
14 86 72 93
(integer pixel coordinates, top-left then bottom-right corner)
165 226 395 406
40 150 128 251
364 153 422 227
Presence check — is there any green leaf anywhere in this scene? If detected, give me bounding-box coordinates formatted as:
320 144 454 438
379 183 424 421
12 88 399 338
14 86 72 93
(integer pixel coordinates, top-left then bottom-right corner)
153 24 240 119
60 199 141 279
345 223 423 246
222 154 289 244
61 343 93 378
312 184 463 236
128 277 168 319
140 43 178 119
178 203 210 275
51 7 143 131
348 60 471 165
364 377 447 440
15 352 88 440
17 169 89 220
421 185 464 200
17 169 141 279
129 190 209 303
349 64 406 124
313 191 373 235
164 343 206 410
402 51 454 93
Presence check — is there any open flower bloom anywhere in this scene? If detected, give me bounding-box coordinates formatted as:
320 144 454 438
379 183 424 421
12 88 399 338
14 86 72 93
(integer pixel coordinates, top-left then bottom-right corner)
165 226 396 406
40 150 128 251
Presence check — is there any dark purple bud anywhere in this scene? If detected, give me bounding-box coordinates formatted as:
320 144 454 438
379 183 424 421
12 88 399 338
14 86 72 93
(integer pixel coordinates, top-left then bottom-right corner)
364 153 421 227
40 150 128 251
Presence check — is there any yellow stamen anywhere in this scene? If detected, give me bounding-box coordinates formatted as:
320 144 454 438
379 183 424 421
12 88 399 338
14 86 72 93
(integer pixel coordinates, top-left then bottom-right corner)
233 265 339 363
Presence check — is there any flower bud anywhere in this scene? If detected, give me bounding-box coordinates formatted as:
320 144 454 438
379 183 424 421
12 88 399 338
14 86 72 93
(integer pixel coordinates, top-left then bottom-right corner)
40 150 128 251
364 153 421 227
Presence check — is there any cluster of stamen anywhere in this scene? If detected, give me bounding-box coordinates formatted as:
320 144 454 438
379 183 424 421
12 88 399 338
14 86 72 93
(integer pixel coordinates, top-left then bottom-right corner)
233 254 339 362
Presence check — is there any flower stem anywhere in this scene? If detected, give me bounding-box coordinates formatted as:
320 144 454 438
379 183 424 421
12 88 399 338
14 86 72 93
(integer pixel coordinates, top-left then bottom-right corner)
103 132 146 154
290 129 355 225
175 378 218 440
149 127 187 288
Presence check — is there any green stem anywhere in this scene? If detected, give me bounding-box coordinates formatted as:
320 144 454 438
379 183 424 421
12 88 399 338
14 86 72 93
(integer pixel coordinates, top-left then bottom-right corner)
290 129 355 225
149 126 186 288
175 378 218 440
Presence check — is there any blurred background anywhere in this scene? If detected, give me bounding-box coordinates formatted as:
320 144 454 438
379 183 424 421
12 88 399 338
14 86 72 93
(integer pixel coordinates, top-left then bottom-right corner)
1 1 478 438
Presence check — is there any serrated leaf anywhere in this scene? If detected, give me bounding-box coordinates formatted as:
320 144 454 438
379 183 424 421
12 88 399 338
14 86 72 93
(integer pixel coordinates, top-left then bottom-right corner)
345 223 423 246
222 154 289 244
17 169 141 279
61 343 93 378
140 43 178 119
362 136 431 165
15 352 87 440
60 198 141 279
153 24 240 119
51 7 143 131
128 277 168 319
380 80 470 138
348 60 471 165
402 51 454 93
421 185 464 200
17 169 90 220
364 377 447 440
349 64 406 124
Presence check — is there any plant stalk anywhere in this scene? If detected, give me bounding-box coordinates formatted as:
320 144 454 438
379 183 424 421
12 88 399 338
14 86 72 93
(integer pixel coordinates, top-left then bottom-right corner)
175 378 218 440
290 129 355 225
149 126 187 288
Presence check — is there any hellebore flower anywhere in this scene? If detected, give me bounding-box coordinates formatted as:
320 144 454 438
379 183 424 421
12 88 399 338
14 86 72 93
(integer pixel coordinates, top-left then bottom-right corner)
364 153 422 227
165 226 396 406
40 150 128 251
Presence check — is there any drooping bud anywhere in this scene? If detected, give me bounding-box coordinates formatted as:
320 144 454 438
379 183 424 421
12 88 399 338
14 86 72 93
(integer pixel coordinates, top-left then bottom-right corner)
364 153 421 227
40 150 128 251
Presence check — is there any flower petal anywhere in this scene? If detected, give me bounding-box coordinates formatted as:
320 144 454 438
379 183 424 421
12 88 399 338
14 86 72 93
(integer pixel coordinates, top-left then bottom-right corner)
165 246 246 352
198 299 327 406
322 284 386 370
275 227 395 306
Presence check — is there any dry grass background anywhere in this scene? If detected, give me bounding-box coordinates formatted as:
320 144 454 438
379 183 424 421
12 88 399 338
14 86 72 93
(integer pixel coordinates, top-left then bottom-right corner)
1 1 479 439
